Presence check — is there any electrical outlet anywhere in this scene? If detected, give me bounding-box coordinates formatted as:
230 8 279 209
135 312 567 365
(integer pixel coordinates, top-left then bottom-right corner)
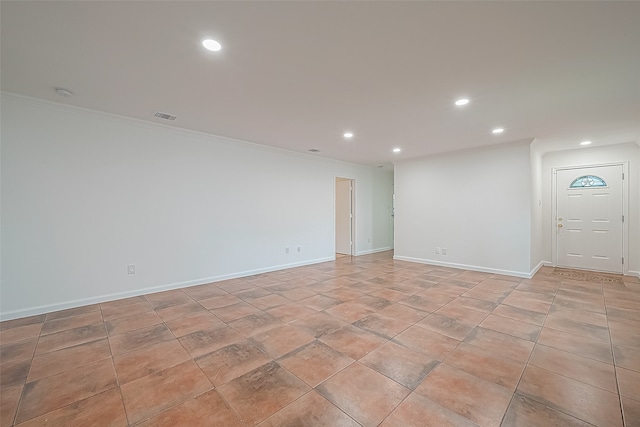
442 248 447 255
435 247 441 255
285 247 290 254
127 264 135 274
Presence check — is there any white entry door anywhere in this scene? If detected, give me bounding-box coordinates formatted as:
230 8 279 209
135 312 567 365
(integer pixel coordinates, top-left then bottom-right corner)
556 165 623 273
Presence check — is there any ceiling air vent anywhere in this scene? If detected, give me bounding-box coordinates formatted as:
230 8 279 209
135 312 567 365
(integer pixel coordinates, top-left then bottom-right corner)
154 112 178 121
308 149 320 152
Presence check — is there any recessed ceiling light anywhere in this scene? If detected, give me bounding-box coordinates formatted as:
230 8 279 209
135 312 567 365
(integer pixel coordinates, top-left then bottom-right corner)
492 128 504 134
343 132 354 138
54 87 73 97
580 140 592 146
455 98 469 106
392 148 401 153
202 39 222 52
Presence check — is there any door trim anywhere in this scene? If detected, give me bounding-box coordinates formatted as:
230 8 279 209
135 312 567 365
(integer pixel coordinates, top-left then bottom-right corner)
551 162 629 274
334 177 355 256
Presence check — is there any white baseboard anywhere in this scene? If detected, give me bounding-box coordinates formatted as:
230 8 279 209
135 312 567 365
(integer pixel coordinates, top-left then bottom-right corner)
0 256 334 321
627 270 640 278
529 260 546 277
393 255 535 279
356 247 393 256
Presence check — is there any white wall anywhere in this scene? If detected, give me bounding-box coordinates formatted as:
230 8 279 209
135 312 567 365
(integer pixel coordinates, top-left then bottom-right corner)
394 140 533 277
530 140 544 272
0 93 393 319
541 142 640 275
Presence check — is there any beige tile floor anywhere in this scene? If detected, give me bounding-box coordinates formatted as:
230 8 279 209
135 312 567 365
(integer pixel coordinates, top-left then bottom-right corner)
1 251 639 426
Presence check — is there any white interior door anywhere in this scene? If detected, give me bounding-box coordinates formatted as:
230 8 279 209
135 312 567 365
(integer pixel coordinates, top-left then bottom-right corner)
556 165 623 273
335 178 353 255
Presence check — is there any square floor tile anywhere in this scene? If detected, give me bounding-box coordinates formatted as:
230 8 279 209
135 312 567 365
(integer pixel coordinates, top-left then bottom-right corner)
41 311 104 335
325 301 375 322
101 301 153 322
491 304 547 326
15 359 117 424
479 313 541 341
319 325 387 360
537 327 613 364
196 340 272 386
278 340 353 387
250 324 315 358
178 326 243 358
360 341 439 389
155 301 208 322
0 385 22 427
35 324 106 355
463 327 534 364
621 397 640 427
266 303 317 323
105 311 163 336
228 312 284 337
0 338 37 364
544 314 609 342
617 366 640 400
120 360 212 425
614 345 640 372
392 325 460 360
529 344 617 392
378 303 429 324
443 342 526 390
502 393 592 427
316 362 410 427
415 363 512 427
1 359 31 389
417 313 475 341
164 311 225 337
353 313 412 340
14 388 127 427
217 361 310 426
114 339 191 385
517 365 623 427
292 312 347 339
28 338 111 382
182 283 227 300
380 392 478 427
257 390 359 427
210 302 263 322
136 389 242 427
108 323 174 356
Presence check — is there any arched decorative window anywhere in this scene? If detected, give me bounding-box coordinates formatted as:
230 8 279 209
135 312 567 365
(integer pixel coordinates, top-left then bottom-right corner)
569 175 607 188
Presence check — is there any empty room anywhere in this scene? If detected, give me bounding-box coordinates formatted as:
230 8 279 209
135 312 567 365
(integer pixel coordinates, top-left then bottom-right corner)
1 1 639 426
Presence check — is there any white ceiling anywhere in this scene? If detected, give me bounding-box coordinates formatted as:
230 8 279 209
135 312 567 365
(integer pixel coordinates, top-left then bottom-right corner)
2 1 639 166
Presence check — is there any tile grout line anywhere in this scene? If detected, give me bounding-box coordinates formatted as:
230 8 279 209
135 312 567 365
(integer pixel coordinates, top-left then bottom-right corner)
602 277 628 427
497 272 561 427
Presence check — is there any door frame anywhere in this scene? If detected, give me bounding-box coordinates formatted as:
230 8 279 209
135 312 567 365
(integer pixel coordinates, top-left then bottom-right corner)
335 177 355 256
551 161 629 274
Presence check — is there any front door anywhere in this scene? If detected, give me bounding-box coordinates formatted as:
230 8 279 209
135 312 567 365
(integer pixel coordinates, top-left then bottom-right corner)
556 165 623 273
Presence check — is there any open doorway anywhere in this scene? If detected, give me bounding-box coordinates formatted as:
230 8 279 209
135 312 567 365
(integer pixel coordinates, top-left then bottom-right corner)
335 177 354 256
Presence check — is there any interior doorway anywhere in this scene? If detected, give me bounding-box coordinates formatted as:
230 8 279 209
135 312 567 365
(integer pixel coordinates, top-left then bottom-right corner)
335 177 354 255
554 164 625 273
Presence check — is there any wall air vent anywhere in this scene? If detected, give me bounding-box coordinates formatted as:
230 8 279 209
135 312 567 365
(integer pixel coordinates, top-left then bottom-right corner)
154 112 178 121
308 149 320 152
